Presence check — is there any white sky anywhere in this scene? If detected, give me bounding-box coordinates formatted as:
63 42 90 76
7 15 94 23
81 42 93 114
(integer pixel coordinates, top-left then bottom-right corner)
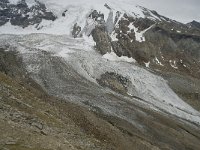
132 0 200 23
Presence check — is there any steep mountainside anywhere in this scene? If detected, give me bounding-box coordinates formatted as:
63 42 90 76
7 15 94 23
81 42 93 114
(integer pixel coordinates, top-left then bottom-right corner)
0 0 200 150
1 37 200 150
1 0 200 79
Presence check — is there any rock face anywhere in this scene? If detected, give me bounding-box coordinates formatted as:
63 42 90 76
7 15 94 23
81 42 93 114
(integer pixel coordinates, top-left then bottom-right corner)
72 23 81 38
90 10 112 54
71 9 114 54
78 9 200 79
187 20 200 30
0 0 56 28
110 14 200 68
0 47 23 76
92 26 112 54
69 4 200 81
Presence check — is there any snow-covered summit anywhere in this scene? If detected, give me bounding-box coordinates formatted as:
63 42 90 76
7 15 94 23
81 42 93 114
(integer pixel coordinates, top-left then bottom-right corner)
0 0 167 34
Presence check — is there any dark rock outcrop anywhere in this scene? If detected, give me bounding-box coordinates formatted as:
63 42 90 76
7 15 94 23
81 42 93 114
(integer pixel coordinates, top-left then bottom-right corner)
89 10 105 24
0 0 56 28
0 47 24 77
72 23 81 38
92 26 112 54
97 72 130 95
187 20 200 30
111 41 128 57
73 10 114 54
90 11 200 78
62 9 68 17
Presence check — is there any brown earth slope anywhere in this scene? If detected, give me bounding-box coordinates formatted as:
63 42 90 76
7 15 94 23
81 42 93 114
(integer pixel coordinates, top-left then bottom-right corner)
1 46 200 150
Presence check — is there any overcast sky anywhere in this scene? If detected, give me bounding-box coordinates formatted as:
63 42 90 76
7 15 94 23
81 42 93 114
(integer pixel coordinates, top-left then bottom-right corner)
132 0 200 23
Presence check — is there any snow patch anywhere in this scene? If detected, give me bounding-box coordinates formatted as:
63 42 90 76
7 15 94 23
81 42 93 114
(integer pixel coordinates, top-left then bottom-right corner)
183 64 187 67
103 52 136 63
8 0 19 5
110 32 118 41
145 61 150 68
155 57 164 66
128 23 154 42
81 18 98 36
169 60 178 69
26 0 37 8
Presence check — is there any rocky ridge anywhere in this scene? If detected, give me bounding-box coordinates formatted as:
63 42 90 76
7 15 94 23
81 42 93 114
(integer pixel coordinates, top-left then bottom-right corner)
187 20 200 30
0 0 56 28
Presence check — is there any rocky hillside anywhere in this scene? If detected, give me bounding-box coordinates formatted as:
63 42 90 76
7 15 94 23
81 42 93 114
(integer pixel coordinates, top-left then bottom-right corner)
0 47 141 150
1 41 200 150
187 20 200 30
73 7 200 80
1 0 200 149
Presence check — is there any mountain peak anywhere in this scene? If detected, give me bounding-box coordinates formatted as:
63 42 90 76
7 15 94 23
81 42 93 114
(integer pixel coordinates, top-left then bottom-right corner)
0 0 169 34
186 20 200 29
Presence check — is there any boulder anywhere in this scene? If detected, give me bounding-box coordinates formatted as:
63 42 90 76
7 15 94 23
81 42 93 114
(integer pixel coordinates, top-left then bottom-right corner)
97 72 130 95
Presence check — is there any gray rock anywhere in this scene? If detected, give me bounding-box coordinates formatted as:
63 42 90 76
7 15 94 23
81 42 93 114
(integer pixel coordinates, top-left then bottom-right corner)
31 121 43 130
92 26 112 54
72 23 81 38
97 72 130 95
0 0 57 28
187 20 200 30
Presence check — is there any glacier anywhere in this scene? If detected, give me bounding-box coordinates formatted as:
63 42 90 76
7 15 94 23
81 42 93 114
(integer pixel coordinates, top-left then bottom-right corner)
0 33 200 125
